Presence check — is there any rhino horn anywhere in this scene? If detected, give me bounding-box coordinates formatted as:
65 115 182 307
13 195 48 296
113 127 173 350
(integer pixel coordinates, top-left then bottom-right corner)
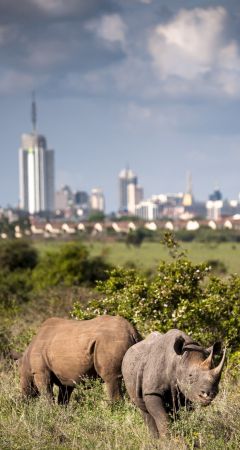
200 341 222 370
211 347 227 379
200 348 214 369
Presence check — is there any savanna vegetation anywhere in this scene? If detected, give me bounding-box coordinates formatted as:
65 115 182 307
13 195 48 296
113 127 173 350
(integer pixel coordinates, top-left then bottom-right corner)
0 233 240 449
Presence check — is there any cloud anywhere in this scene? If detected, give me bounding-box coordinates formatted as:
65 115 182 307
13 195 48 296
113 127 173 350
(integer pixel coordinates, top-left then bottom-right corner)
138 0 153 4
25 38 71 68
86 14 127 48
0 70 45 94
148 6 240 94
31 0 77 15
127 102 152 121
0 0 116 23
149 7 225 79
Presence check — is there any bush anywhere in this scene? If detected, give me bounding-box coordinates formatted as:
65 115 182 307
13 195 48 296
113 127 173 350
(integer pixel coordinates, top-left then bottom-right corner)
0 240 38 272
32 241 111 290
72 233 240 355
0 270 33 308
206 259 227 275
126 228 155 247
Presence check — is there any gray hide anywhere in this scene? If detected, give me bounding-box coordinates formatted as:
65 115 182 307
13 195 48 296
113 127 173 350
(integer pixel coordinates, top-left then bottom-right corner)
122 329 226 438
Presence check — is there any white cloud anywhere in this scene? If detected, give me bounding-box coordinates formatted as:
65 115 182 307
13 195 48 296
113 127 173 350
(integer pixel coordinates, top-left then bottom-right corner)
127 102 152 121
148 7 240 90
32 0 76 15
139 0 153 4
0 71 42 94
86 14 127 47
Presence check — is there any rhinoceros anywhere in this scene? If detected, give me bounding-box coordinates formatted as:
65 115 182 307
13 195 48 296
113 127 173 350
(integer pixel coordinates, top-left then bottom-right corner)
122 329 226 438
19 315 142 404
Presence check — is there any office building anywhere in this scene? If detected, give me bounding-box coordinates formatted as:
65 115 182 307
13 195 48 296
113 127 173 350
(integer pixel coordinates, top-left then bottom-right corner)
119 167 137 212
127 183 144 215
90 188 105 212
19 96 55 214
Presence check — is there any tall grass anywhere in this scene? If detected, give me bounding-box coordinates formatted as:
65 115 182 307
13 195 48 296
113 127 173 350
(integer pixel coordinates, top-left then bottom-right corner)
0 362 239 450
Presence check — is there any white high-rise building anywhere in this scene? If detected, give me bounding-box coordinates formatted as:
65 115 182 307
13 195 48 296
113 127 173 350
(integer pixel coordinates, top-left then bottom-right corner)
90 188 105 212
127 183 144 215
119 167 137 212
19 96 55 214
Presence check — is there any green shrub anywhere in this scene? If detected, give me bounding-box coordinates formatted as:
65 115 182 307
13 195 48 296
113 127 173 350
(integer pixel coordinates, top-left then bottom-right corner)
32 241 110 290
206 259 227 275
72 233 240 353
0 270 33 308
0 240 38 272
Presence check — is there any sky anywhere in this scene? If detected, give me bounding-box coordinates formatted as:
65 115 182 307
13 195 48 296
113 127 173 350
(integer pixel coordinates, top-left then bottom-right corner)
1 0 240 212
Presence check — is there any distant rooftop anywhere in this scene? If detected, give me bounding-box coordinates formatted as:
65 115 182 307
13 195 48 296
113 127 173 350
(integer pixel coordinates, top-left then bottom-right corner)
119 168 136 179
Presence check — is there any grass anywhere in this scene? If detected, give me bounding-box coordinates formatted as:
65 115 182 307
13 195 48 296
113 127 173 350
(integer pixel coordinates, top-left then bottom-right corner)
34 239 240 274
1 237 240 448
0 362 239 450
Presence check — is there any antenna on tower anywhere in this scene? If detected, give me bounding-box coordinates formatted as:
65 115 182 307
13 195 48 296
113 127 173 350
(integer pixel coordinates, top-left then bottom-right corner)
31 91 37 133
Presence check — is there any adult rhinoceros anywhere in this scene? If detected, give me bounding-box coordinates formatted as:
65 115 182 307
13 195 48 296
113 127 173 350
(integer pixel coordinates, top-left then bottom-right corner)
19 315 142 404
122 329 226 438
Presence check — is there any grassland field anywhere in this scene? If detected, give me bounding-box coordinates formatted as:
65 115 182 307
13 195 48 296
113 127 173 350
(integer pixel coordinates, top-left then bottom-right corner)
34 239 240 275
1 238 240 449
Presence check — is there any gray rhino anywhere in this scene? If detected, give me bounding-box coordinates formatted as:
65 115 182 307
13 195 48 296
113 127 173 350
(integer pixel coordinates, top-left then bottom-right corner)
122 329 226 438
19 315 142 404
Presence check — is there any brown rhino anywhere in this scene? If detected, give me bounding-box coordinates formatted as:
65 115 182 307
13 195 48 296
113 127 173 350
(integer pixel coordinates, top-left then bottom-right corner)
19 315 142 404
122 329 226 438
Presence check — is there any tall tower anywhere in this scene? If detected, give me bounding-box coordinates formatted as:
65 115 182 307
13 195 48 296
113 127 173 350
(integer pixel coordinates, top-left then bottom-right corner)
118 167 137 212
183 171 193 207
19 95 55 214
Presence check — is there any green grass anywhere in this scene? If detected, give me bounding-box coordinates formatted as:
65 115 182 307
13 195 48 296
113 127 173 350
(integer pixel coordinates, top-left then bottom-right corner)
34 240 240 274
0 363 239 450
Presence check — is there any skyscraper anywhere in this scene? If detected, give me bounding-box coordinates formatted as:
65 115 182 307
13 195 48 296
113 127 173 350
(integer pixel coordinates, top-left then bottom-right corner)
119 167 137 212
19 95 55 214
90 188 105 212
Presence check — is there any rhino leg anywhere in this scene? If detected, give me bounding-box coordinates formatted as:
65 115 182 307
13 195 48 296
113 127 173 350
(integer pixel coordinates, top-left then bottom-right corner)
144 394 169 437
20 372 39 398
141 411 159 438
58 385 74 405
33 370 54 401
105 377 122 402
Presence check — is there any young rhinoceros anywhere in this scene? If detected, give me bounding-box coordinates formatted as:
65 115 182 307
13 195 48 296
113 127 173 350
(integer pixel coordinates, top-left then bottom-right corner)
122 329 226 438
20 315 141 404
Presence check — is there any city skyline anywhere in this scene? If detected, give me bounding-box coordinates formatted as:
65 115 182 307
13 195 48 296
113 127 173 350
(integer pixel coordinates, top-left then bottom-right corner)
1 1 240 212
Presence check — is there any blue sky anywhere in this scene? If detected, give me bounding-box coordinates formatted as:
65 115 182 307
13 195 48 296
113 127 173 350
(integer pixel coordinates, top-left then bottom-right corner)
0 0 240 212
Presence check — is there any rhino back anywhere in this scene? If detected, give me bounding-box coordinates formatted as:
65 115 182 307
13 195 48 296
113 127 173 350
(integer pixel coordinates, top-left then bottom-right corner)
24 316 140 385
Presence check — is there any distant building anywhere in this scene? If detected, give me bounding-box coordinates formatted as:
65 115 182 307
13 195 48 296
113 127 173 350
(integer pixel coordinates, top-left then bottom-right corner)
74 190 89 207
119 167 137 212
55 185 73 211
74 190 89 218
206 188 223 220
19 95 55 214
209 188 222 201
136 200 158 220
90 188 105 212
127 183 144 215
183 172 193 207
206 200 223 220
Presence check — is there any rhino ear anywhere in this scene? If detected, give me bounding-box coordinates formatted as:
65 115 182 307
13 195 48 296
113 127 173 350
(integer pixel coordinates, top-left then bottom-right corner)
174 336 185 355
206 341 222 356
